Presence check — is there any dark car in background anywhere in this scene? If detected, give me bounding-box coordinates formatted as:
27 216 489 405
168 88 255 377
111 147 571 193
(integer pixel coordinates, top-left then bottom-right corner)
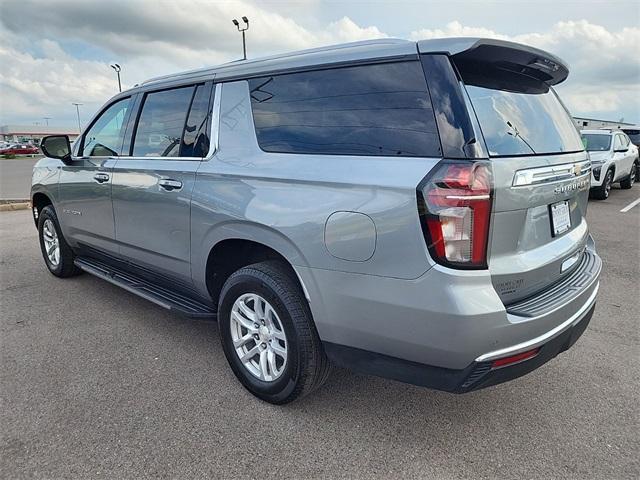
621 128 640 147
621 128 640 180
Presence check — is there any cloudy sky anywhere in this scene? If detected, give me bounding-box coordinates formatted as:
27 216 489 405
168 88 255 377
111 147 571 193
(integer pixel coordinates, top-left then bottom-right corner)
1 0 639 129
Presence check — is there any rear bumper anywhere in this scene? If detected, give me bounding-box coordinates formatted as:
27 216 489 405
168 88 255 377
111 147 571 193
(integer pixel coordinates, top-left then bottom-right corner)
323 294 596 393
298 238 601 391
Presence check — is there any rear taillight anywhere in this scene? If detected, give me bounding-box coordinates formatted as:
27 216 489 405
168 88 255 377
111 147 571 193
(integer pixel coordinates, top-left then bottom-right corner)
417 160 493 269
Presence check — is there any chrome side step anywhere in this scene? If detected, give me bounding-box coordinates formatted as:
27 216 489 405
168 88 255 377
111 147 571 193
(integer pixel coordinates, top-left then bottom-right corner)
74 257 216 319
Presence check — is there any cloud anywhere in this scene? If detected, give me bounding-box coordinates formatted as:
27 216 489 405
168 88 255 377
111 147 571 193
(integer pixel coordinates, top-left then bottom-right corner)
0 0 386 65
0 1 638 126
410 21 509 41
0 0 388 125
0 36 116 126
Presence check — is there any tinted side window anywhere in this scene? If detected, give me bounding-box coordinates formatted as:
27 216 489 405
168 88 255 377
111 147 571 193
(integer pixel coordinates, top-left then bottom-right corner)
248 62 440 157
181 84 212 157
132 86 194 157
82 97 131 156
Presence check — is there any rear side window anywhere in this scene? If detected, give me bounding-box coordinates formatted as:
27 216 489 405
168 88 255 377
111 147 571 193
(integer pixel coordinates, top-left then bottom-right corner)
248 61 440 157
132 86 195 157
181 84 213 157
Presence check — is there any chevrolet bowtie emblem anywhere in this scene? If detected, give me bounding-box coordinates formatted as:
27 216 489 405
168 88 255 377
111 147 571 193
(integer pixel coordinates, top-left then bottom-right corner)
573 164 582 176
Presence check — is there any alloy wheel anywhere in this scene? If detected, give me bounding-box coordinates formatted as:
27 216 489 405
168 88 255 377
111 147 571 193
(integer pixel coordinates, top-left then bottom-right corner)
604 171 612 198
230 293 288 382
42 219 60 266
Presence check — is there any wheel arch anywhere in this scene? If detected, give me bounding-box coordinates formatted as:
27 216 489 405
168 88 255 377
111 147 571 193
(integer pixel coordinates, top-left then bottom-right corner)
31 191 53 227
199 222 312 306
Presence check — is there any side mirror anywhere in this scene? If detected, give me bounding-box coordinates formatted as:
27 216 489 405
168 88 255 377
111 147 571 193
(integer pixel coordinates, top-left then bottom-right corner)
41 135 72 164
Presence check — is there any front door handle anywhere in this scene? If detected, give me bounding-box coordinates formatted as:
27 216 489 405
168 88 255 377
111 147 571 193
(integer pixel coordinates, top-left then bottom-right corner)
93 172 110 183
158 179 183 191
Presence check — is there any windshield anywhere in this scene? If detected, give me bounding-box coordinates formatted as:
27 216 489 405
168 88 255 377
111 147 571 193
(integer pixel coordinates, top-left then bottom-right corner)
465 85 584 157
582 134 611 152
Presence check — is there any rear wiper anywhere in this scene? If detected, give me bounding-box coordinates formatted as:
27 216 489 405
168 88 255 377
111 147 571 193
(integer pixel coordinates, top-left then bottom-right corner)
506 120 535 154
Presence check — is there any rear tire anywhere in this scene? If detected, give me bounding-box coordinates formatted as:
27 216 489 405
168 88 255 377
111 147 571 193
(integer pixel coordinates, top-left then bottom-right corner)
591 168 614 200
620 162 637 189
37 205 81 278
218 260 330 404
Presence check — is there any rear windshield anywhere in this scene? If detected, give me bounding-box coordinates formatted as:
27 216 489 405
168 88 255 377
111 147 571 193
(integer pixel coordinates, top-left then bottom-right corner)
582 134 611 151
465 84 584 157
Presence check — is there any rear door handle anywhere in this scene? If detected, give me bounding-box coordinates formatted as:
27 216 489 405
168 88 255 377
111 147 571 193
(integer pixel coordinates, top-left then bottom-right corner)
93 172 110 183
158 179 183 191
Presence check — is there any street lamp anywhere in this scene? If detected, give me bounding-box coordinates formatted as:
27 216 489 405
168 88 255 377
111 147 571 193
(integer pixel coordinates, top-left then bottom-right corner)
43 117 51 126
232 16 249 60
72 103 83 133
110 63 122 92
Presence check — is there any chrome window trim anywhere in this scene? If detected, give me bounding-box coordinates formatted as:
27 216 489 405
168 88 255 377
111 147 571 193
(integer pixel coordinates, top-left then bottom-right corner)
120 157 207 162
204 82 222 161
512 160 592 187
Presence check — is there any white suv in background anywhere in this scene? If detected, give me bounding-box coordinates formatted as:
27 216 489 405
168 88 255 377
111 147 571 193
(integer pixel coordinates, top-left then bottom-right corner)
581 129 639 199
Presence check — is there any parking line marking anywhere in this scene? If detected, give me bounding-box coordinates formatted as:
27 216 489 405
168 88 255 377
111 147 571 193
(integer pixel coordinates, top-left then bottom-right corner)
620 197 640 213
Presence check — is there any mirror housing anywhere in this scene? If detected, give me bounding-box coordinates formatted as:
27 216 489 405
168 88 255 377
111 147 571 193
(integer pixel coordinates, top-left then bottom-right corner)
40 135 72 164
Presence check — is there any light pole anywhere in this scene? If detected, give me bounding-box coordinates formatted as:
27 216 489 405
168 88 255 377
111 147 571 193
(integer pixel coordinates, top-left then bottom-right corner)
43 117 51 126
72 103 83 132
110 63 122 92
232 16 249 60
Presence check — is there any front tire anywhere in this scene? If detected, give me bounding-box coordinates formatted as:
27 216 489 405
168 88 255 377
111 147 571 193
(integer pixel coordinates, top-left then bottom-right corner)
218 261 330 404
37 205 81 278
620 162 637 189
591 168 614 200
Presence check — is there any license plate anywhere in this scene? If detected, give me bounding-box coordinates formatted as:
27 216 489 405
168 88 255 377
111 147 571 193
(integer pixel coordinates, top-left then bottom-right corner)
550 201 571 236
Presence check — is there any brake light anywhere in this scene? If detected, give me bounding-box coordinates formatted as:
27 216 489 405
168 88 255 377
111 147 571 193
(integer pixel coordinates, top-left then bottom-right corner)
417 160 493 269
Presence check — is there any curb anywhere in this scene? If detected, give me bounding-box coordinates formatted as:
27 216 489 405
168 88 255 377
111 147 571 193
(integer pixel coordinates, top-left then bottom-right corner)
0 201 30 212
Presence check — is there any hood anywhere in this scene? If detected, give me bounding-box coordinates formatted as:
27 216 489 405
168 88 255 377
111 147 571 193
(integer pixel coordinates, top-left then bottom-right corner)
588 151 611 163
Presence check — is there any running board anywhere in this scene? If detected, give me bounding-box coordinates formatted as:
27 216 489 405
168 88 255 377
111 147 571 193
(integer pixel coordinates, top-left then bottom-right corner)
74 257 217 319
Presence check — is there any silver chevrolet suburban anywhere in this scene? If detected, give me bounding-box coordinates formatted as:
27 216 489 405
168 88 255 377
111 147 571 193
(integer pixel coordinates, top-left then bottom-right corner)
32 38 601 404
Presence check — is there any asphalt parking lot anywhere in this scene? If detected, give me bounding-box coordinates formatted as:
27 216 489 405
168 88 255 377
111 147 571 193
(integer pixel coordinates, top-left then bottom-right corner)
1 189 638 479
0 157 40 200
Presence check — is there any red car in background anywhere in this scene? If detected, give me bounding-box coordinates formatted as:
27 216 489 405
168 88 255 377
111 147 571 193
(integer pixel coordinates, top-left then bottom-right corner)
0 144 40 155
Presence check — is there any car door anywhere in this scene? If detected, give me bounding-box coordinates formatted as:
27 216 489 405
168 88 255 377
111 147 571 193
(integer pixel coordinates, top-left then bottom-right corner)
613 133 632 181
57 96 133 256
111 82 213 285
620 133 635 175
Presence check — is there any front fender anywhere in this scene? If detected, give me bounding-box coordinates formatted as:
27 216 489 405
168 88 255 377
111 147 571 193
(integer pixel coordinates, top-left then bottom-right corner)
31 158 62 221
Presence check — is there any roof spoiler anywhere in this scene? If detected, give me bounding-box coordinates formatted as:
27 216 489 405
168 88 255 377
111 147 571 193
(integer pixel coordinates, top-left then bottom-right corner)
417 38 569 86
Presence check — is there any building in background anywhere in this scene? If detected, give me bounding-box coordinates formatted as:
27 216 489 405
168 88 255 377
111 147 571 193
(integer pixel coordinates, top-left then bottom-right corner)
0 125 80 144
573 117 636 130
